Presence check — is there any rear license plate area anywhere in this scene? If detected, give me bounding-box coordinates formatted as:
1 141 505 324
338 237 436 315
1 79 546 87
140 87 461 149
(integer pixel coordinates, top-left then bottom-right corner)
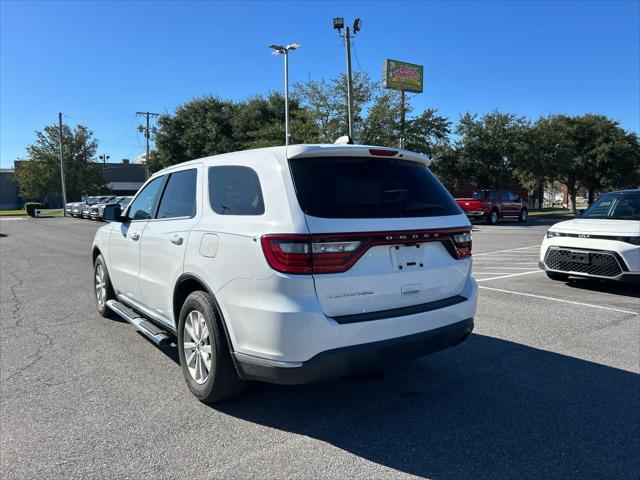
390 244 426 271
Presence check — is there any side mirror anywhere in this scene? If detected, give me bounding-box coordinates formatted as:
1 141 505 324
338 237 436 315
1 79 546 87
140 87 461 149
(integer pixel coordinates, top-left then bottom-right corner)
514 195 521 202
103 204 123 222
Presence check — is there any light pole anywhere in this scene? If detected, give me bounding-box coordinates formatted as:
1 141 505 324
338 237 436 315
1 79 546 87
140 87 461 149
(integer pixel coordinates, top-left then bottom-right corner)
268 43 301 146
333 17 361 139
99 154 110 172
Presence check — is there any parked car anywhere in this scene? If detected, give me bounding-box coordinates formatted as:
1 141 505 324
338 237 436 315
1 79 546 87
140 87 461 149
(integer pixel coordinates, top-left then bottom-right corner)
539 189 640 284
71 197 97 217
65 202 76 215
456 190 528 224
89 196 131 221
92 144 478 403
82 196 114 218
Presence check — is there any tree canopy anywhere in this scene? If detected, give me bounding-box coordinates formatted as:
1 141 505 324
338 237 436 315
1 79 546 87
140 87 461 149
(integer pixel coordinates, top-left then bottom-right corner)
15 124 105 202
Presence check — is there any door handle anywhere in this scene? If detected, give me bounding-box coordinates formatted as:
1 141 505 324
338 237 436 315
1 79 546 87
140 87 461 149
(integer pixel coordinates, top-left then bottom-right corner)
131 233 140 241
170 234 183 245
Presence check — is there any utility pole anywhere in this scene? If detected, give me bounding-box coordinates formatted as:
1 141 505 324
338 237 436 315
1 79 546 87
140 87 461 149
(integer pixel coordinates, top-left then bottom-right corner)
344 26 354 139
333 17 361 140
137 111 159 178
400 91 406 149
58 113 68 215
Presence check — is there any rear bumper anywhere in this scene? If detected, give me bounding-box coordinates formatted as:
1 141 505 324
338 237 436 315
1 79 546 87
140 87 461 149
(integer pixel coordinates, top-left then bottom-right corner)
464 211 485 218
235 317 474 385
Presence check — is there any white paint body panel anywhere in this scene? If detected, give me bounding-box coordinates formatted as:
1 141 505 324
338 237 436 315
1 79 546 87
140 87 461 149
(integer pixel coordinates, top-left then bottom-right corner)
92 144 478 363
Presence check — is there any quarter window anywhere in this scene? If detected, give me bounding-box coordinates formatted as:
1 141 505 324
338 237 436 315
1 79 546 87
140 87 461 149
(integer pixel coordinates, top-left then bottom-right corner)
127 176 164 221
209 166 265 215
156 169 197 219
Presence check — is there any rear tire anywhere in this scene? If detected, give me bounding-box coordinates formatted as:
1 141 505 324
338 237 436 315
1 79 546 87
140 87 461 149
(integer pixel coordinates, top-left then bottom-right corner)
94 254 116 318
518 208 528 222
487 209 499 225
178 291 244 404
546 271 569 281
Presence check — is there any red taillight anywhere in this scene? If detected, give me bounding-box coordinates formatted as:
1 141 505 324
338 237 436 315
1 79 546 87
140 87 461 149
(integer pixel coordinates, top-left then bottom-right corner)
261 235 363 274
260 235 312 274
452 232 472 259
368 149 398 157
261 229 472 274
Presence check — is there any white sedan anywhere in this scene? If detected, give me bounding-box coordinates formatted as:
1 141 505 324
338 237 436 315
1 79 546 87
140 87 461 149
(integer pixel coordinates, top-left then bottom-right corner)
539 189 640 284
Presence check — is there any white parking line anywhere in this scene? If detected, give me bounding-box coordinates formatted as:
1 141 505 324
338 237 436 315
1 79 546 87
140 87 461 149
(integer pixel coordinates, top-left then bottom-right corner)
474 267 539 270
473 245 540 256
475 270 544 282
479 285 640 316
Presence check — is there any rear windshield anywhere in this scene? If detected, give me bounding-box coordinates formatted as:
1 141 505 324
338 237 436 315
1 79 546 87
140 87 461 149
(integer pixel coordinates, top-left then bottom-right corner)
288 156 461 218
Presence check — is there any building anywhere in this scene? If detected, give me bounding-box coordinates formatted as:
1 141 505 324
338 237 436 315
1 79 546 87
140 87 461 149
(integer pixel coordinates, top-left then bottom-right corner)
0 169 20 209
0 160 146 210
103 160 146 195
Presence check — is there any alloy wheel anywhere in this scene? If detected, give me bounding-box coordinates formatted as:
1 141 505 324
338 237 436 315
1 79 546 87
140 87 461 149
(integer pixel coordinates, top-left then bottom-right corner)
183 310 212 384
95 264 106 308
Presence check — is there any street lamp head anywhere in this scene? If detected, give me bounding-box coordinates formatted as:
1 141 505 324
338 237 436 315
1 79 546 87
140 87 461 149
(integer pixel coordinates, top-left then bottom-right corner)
268 44 285 51
287 43 301 51
333 17 344 30
353 18 362 33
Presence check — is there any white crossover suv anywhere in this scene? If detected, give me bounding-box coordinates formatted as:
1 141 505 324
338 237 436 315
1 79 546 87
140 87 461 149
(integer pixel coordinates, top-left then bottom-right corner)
540 189 640 284
92 144 478 403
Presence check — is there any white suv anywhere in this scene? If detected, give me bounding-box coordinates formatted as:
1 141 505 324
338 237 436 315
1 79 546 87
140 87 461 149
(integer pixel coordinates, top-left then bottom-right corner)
92 144 478 403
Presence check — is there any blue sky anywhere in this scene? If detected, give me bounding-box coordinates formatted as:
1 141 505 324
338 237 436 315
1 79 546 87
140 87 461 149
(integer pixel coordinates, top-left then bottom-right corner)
1 0 638 168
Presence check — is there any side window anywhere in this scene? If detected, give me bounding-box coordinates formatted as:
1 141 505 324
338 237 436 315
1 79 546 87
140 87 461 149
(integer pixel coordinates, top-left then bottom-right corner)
209 166 265 215
500 191 510 201
156 169 197 219
485 191 497 201
127 176 164 220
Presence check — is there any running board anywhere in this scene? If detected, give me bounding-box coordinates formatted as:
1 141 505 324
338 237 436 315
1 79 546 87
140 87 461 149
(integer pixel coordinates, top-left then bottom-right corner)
106 300 172 347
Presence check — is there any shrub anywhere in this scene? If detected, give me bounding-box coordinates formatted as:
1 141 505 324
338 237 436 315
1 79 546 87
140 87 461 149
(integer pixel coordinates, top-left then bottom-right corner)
24 202 42 217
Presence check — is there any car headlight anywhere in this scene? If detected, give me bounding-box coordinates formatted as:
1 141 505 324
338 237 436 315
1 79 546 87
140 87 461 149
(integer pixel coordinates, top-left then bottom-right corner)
546 230 561 239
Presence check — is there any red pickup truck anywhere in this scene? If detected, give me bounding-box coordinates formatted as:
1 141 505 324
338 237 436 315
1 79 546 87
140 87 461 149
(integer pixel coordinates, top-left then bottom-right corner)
456 190 528 224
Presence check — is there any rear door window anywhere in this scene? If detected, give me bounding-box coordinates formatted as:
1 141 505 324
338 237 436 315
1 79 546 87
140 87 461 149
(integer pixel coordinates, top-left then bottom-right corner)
209 166 265 215
156 169 197 219
288 156 461 218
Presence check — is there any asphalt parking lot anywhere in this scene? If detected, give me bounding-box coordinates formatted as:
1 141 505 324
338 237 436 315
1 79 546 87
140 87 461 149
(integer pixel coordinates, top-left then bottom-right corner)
1 217 638 479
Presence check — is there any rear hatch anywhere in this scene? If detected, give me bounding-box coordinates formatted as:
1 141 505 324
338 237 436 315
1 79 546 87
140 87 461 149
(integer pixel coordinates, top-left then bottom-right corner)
278 150 472 318
456 198 483 211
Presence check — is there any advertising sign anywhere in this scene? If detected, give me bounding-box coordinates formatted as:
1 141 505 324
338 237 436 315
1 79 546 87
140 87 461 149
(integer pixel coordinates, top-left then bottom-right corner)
383 59 424 93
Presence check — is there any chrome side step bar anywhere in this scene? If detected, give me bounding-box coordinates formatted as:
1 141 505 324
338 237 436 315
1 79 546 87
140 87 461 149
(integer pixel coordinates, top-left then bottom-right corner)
106 300 172 347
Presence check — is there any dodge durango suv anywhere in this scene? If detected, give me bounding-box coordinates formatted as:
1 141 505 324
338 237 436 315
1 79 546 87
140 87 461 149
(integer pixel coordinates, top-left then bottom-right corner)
92 144 478 403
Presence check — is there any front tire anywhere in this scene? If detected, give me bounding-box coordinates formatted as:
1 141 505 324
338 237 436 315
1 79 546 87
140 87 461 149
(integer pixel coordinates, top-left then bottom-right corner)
94 254 116 318
178 291 244 404
518 208 528 222
487 209 499 225
546 271 569 281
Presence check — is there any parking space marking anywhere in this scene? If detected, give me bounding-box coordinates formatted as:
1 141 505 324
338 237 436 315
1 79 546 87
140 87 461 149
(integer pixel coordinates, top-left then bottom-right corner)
479 285 640 316
475 270 544 282
473 245 540 256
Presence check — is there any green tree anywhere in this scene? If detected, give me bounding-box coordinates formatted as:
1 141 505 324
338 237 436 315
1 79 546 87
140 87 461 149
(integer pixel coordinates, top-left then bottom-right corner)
151 96 239 173
455 111 529 188
360 90 451 156
15 124 104 202
294 72 375 143
570 114 640 204
150 93 320 174
429 145 465 191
